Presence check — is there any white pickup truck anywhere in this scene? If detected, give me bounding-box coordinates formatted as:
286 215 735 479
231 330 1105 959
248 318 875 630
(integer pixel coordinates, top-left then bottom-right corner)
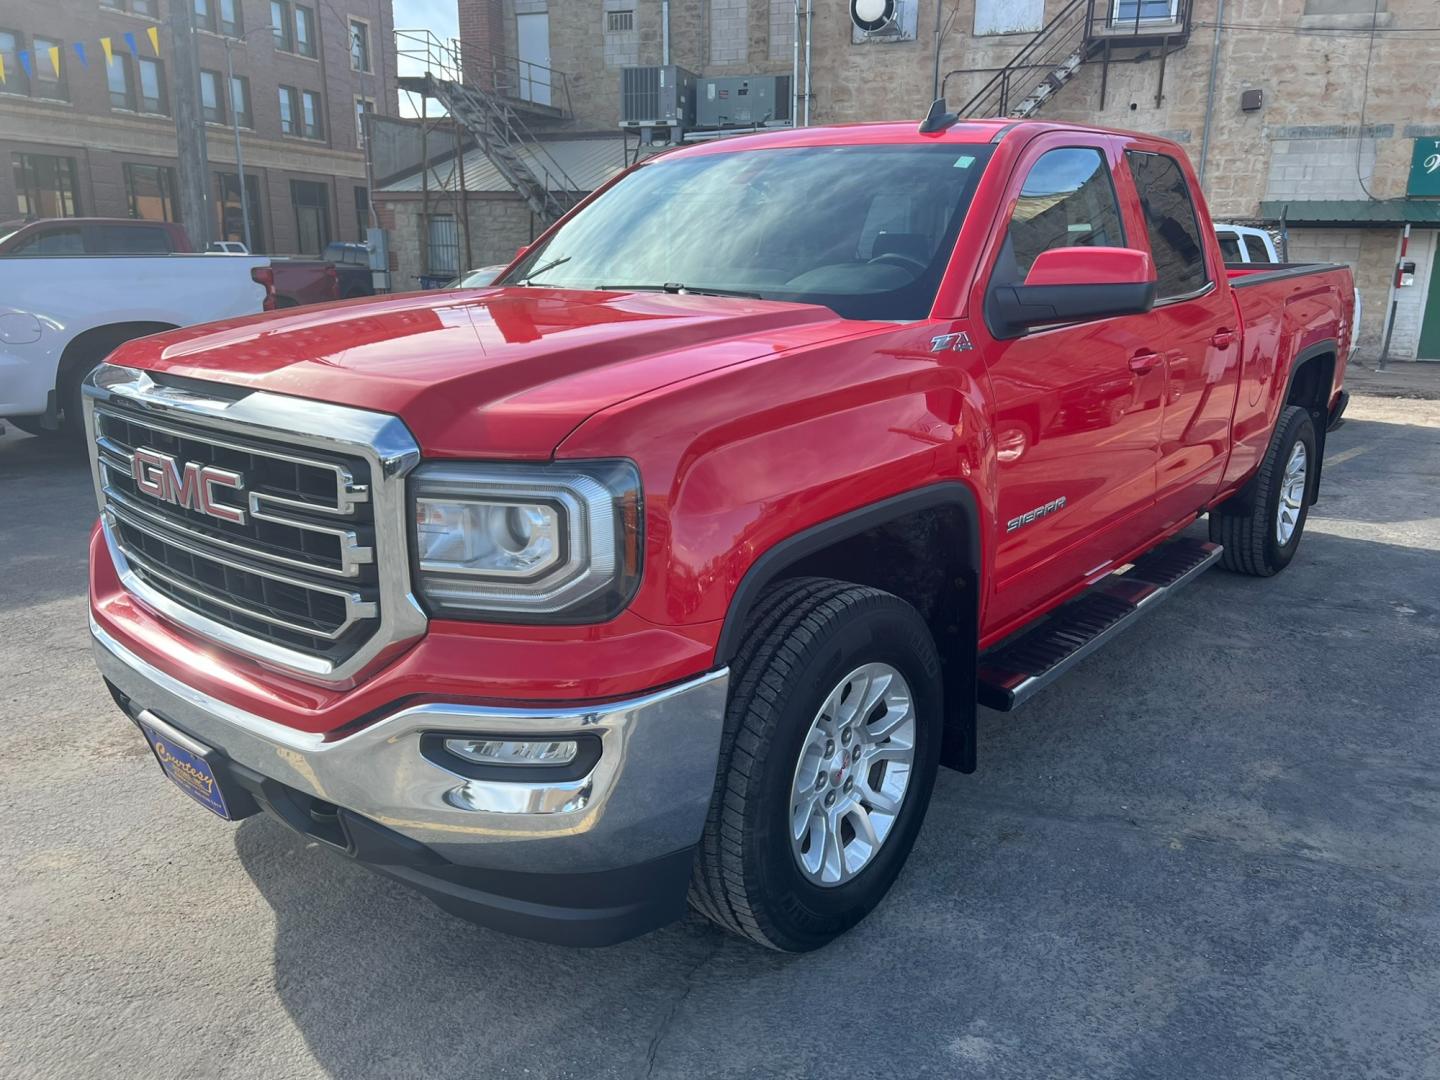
0 253 272 437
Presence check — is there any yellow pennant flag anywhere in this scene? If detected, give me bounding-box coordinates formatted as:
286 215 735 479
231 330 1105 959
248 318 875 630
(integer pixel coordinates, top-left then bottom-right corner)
48 45 60 76
147 27 161 55
100 37 113 65
0 54 6 86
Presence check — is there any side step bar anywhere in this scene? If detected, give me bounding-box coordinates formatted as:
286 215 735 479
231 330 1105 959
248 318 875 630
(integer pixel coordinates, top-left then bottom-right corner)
977 538 1223 711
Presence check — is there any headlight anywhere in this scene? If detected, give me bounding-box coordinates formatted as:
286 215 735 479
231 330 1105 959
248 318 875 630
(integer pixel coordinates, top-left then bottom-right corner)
409 460 642 621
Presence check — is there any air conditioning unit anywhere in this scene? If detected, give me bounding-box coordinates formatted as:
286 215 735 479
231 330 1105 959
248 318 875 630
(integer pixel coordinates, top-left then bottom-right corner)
695 76 793 130
619 65 698 129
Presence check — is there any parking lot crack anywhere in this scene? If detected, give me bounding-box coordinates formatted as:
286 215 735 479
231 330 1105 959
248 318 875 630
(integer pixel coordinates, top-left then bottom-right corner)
642 941 723 1078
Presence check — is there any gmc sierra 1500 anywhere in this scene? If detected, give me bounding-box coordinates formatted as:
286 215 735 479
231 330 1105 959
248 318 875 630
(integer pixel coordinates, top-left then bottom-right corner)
85 114 1352 951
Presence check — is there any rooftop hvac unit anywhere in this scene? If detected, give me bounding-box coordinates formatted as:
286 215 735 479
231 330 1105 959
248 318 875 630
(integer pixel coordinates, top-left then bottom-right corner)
695 76 793 130
619 65 697 129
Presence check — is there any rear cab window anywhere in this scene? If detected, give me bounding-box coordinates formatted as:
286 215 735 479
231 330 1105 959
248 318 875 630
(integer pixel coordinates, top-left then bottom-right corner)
992 146 1126 285
10 226 85 255
1125 150 1210 300
97 225 173 254
1216 231 1243 263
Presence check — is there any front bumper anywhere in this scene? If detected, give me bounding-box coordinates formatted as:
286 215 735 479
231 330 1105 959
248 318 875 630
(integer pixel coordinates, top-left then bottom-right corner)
93 618 729 944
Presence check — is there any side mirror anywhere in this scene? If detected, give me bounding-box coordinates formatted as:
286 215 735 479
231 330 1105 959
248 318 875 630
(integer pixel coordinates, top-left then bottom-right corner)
987 247 1156 338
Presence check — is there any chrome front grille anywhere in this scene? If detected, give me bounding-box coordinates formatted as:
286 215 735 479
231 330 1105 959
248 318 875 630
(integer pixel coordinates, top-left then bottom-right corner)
85 364 425 684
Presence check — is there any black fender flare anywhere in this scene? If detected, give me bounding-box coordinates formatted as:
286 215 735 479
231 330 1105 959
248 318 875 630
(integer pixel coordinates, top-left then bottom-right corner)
714 481 984 773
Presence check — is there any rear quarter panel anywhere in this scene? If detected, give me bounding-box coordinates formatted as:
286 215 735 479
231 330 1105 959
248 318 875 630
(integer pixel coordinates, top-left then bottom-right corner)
1221 265 1353 492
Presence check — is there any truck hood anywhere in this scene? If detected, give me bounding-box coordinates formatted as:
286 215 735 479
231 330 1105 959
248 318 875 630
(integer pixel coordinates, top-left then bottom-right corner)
113 288 847 456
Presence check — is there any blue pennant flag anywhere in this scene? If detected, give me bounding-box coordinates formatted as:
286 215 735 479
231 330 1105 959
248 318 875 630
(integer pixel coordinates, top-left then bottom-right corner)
18 51 32 78
73 41 88 69
123 32 139 58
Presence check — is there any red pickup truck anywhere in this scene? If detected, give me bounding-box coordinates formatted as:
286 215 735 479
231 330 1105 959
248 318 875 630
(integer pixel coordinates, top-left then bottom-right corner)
84 116 1352 952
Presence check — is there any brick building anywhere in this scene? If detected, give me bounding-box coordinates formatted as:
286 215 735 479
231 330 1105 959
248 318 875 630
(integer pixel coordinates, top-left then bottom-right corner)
446 0 1440 360
0 0 397 254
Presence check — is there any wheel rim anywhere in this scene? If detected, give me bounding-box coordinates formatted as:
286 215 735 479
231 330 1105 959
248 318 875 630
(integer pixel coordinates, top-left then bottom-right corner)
788 662 916 888
1276 440 1308 546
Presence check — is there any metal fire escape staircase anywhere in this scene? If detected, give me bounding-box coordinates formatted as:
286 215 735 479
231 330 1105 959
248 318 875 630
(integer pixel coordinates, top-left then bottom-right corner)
956 0 1193 120
396 31 582 225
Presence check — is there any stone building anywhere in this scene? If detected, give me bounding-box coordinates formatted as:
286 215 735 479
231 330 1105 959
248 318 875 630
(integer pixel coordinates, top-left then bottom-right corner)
0 0 397 253
442 0 1439 359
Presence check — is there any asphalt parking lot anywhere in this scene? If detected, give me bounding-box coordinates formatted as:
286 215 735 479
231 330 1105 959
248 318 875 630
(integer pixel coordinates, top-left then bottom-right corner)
2 393 1438 1080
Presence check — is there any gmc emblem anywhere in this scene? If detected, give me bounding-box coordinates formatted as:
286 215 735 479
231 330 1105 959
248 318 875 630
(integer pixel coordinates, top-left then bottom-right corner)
131 447 247 525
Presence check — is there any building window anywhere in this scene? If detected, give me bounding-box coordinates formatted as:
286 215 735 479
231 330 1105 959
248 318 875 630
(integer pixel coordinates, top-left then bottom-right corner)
272 1 316 57
108 55 135 110
354 185 369 237
230 75 252 128
125 163 180 222
13 153 81 217
102 0 159 14
350 19 371 72
290 179 331 255
194 0 216 32
220 0 242 35
215 172 264 252
354 97 375 147
427 214 460 276
33 36 68 101
278 85 298 134
271 1 294 51
301 89 323 138
106 56 166 114
295 4 316 57
606 10 634 32
138 57 167 113
0 31 24 97
200 69 225 123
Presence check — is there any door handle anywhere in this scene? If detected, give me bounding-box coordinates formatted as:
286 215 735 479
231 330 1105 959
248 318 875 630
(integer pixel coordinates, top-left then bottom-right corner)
1128 350 1162 374
1211 329 1236 350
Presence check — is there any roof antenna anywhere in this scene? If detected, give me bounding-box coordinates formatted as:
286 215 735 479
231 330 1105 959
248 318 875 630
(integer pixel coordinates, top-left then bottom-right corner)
918 98 958 134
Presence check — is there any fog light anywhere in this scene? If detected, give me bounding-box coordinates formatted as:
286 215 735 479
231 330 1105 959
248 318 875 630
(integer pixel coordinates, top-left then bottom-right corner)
443 737 579 767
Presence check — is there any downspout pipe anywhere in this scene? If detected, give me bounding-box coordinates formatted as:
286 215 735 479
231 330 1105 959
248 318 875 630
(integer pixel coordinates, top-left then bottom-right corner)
803 0 813 125
1198 0 1224 189
793 0 800 125
932 0 944 100
662 0 671 64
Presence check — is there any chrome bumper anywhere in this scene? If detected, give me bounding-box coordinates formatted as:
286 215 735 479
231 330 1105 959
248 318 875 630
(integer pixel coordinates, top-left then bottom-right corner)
92 618 729 874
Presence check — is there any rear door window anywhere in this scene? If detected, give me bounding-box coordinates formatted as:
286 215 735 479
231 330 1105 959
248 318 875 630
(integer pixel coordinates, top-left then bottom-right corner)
1126 151 1209 299
1216 231 1242 263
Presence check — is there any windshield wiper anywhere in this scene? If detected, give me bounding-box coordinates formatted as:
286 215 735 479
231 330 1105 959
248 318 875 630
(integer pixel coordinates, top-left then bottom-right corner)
599 282 763 299
511 256 572 285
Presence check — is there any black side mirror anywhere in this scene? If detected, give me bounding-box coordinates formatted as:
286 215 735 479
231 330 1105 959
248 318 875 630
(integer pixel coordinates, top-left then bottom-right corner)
986 247 1158 339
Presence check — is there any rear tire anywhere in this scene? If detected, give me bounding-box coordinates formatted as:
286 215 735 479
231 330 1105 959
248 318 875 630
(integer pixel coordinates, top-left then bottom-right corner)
1209 404 1316 576
689 578 942 952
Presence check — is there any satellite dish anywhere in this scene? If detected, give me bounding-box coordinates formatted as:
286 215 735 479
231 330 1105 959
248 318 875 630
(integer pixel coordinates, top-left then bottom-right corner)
851 0 896 33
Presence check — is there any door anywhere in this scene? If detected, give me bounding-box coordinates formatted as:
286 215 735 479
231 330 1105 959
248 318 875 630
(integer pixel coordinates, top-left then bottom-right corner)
1419 243 1440 361
516 12 551 106
978 139 1166 635
1122 148 1241 520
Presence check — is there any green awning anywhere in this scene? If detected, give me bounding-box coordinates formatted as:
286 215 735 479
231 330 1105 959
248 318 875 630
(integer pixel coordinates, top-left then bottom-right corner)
1258 199 1440 227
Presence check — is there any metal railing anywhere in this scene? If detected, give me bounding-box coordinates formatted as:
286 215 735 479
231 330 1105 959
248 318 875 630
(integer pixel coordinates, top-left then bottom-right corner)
947 0 1192 119
395 28 574 121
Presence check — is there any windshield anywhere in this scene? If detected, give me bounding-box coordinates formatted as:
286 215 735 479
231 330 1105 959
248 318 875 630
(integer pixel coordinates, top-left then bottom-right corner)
502 143 996 321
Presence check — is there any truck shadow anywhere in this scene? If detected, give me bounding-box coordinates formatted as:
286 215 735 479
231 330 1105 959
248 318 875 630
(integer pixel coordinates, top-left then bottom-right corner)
0 428 102 610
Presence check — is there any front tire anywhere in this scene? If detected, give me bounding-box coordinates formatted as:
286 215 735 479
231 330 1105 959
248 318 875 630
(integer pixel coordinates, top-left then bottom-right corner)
689 578 942 951
1209 404 1317 576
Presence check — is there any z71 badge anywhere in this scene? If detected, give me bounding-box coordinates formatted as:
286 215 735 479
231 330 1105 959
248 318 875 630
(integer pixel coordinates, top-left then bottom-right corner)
930 331 974 352
1007 496 1067 533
